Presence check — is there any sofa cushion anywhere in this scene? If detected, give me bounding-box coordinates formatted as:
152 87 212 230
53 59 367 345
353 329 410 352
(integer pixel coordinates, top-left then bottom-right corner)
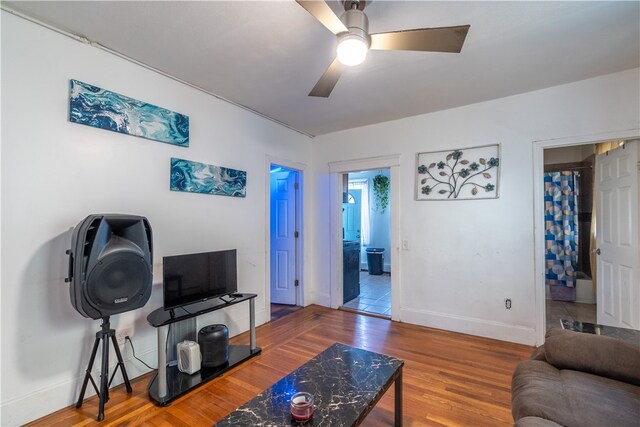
514 416 563 427
544 328 640 386
560 369 640 426
512 359 640 427
512 360 574 426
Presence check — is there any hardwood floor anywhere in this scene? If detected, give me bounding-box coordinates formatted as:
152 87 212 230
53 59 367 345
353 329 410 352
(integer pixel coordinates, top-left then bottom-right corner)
270 303 303 321
28 305 533 426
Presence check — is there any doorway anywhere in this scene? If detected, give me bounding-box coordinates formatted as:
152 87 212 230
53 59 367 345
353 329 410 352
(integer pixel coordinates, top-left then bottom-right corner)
543 144 597 330
341 170 392 317
327 155 400 321
269 164 302 319
534 133 639 344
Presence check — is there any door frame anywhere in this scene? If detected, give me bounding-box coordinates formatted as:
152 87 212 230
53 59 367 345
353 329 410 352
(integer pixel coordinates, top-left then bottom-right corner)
328 154 401 321
532 129 639 345
265 156 306 320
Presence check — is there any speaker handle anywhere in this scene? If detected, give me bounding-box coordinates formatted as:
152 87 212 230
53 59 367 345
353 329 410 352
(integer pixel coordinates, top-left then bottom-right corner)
65 249 73 283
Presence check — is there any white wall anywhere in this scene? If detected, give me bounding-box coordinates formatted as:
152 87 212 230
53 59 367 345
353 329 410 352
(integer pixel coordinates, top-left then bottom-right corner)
311 68 640 345
0 12 311 425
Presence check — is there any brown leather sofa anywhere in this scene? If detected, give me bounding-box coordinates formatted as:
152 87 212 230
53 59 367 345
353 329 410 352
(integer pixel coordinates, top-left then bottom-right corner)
511 328 640 427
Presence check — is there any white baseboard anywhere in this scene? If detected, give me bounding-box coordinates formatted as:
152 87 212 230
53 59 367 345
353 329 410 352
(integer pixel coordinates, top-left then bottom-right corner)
313 292 331 307
401 307 536 346
0 347 156 426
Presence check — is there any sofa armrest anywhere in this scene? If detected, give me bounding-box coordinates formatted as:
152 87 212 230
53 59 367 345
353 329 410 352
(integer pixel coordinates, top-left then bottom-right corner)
543 328 640 385
530 345 546 361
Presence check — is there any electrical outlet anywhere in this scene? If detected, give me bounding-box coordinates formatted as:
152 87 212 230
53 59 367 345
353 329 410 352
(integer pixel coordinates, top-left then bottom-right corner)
116 328 132 346
505 298 512 310
402 240 409 250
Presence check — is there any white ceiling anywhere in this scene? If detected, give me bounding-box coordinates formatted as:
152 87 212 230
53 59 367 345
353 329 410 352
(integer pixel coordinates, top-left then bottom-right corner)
4 1 639 136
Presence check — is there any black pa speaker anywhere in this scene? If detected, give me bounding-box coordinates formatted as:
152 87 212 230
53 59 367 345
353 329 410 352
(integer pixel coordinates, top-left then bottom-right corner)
66 214 153 319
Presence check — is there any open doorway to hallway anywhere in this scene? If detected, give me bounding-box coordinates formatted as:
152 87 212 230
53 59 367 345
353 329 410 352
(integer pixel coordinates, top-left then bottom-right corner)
269 164 303 321
341 169 391 317
543 143 597 331
542 140 639 333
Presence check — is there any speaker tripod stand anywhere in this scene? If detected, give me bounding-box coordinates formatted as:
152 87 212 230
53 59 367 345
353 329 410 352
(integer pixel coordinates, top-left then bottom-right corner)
76 316 132 421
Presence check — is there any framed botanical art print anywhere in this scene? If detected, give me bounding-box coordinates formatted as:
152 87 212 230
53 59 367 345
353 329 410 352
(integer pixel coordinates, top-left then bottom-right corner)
415 144 500 200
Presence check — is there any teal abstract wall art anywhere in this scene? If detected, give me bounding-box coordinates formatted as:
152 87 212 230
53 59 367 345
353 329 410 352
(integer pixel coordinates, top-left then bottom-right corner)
69 79 189 147
170 158 247 198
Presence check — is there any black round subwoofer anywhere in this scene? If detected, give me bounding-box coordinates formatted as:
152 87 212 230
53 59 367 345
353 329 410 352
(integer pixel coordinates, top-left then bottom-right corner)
67 214 153 319
198 324 229 368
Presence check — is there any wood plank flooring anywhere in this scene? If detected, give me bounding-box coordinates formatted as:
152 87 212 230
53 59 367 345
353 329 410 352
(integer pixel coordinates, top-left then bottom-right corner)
28 305 533 426
270 303 303 321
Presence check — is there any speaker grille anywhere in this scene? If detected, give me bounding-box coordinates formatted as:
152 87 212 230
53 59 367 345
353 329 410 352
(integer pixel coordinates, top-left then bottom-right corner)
86 253 151 311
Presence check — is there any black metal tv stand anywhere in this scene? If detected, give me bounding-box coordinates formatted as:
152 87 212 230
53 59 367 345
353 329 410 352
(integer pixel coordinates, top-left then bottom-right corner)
146 293 261 405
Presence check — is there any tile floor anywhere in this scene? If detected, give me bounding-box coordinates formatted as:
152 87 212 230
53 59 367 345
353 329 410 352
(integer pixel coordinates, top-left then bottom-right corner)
546 299 596 331
342 271 391 317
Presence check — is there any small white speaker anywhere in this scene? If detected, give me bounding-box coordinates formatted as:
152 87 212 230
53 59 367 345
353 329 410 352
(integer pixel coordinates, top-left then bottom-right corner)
177 340 201 375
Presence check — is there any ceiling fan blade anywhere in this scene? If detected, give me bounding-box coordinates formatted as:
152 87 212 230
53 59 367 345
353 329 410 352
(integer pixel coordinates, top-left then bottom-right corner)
370 25 470 53
295 0 348 35
309 58 345 97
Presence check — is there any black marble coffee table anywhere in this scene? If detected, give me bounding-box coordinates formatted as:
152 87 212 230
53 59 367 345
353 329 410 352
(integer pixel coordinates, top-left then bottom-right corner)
214 342 404 426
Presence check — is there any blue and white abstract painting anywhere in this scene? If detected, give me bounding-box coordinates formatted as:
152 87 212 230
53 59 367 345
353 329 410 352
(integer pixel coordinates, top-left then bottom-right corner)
170 158 247 198
69 79 189 147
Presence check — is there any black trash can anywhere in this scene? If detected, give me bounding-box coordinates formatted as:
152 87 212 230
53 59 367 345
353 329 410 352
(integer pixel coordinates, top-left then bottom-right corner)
366 248 385 275
198 324 229 368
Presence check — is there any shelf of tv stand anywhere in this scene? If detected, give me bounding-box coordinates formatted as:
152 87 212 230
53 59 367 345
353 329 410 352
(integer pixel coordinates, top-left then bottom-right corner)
147 293 257 327
146 293 261 405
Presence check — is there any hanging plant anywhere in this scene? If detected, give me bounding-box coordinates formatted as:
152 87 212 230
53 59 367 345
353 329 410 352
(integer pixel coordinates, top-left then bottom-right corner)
372 174 389 213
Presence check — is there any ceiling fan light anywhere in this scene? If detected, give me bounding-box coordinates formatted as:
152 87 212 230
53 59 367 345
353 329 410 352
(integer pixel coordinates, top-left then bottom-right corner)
337 35 368 66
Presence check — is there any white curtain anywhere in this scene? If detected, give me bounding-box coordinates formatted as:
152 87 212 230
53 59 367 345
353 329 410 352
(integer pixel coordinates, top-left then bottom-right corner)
349 179 370 246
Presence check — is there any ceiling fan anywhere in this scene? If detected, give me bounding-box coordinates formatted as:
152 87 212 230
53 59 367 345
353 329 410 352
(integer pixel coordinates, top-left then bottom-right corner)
296 0 470 97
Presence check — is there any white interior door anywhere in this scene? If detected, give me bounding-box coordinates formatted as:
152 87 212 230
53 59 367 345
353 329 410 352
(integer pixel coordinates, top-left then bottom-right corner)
270 170 298 305
596 140 639 329
342 189 361 242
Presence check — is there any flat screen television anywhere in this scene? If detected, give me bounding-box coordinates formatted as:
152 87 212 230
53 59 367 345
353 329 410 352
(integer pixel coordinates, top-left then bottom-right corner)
163 249 237 310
